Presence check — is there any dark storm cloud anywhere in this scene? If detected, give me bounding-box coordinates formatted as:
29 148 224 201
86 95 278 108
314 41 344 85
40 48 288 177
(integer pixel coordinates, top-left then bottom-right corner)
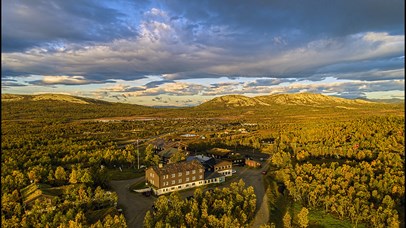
165 0 404 38
1 0 138 52
246 79 296 87
209 82 242 88
1 81 27 87
144 80 175 88
317 56 404 76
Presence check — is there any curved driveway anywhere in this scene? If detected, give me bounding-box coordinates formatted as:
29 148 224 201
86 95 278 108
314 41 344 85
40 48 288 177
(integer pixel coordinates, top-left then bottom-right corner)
109 177 155 228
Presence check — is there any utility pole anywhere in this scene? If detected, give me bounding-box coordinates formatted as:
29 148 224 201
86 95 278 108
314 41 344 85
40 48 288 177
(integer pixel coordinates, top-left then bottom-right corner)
137 139 140 170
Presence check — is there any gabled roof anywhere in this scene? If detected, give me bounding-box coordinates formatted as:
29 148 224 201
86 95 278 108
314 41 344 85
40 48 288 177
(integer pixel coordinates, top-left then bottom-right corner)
214 160 232 168
186 155 216 167
152 160 204 176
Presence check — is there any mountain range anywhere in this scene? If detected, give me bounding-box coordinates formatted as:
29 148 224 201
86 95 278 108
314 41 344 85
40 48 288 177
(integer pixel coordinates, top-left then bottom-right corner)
3 93 402 107
2 93 404 121
197 93 374 109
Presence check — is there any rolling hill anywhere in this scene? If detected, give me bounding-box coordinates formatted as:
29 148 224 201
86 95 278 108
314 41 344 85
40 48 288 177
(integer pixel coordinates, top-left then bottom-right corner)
1 93 157 121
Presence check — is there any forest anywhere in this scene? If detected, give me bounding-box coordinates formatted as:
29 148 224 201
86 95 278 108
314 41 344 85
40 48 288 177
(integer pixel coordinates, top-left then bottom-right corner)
1 94 404 227
144 180 256 227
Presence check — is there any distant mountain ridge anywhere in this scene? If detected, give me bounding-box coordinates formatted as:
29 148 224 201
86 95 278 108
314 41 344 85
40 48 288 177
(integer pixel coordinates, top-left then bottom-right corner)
2 92 401 109
2 93 403 121
198 93 374 109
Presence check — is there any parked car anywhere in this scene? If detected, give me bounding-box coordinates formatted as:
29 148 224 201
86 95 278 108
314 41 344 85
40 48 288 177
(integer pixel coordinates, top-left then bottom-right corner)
143 191 151 197
232 170 237 174
261 171 267 175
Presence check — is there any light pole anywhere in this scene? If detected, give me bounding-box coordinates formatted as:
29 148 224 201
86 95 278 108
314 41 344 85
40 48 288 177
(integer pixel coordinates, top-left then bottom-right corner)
137 139 139 170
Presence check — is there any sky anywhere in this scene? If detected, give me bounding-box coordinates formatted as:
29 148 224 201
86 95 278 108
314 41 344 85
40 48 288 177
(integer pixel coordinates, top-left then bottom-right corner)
2 0 404 106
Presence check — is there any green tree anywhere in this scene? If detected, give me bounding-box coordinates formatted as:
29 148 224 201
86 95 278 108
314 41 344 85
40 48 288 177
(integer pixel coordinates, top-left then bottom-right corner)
297 207 309 228
168 149 186 164
55 166 67 182
283 211 292 228
144 144 160 166
80 170 93 185
69 169 78 184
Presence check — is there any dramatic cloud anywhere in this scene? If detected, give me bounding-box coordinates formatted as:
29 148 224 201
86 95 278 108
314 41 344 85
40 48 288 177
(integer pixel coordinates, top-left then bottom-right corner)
1 0 138 52
2 0 404 104
29 75 112 86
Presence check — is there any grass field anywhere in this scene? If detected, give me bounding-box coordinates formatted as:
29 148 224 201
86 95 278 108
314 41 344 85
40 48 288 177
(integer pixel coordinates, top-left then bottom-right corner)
107 168 145 180
86 207 119 224
129 180 149 191
291 202 366 228
266 173 366 228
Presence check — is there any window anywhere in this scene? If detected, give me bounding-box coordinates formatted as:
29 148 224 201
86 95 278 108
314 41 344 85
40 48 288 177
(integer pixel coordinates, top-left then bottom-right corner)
178 172 182 177
192 170 196 174
199 175 203 179
192 176 196 181
199 169 203 173
171 180 175 185
171 187 174 190
171 174 175 178
192 183 195 186
186 171 190 175
186 177 189 182
178 179 182 184
178 186 181 189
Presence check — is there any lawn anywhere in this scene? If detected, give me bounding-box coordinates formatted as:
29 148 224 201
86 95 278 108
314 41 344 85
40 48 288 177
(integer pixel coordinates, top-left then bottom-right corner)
129 180 149 191
86 207 118 224
107 167 145 180
290 201 366 228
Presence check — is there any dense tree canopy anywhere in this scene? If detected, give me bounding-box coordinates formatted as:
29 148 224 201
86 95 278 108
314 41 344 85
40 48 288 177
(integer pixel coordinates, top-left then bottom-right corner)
144 179 256 228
